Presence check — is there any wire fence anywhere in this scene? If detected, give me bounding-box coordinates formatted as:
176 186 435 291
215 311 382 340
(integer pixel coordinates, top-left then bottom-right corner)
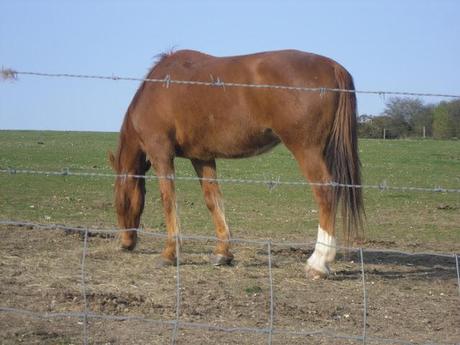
1 167 460 194
1 64 460 344
2 68 460 99
1 220 459 345
1 165 459 344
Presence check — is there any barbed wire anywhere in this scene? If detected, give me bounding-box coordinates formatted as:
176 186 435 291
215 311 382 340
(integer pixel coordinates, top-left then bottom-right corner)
1 167 460 194
2 68 460 99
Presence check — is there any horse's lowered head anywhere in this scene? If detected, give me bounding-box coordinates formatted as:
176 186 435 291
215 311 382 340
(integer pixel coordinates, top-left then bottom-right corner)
108 149 150 250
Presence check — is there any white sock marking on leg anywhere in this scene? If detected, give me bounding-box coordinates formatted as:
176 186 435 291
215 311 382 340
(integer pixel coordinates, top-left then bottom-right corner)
307 225 336 274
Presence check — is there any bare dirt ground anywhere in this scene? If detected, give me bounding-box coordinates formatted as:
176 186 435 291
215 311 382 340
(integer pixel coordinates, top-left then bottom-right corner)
1 224 459 345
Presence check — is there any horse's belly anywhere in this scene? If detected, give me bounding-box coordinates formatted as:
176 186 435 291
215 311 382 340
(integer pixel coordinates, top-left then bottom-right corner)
217 134 281 159
176 127 281 160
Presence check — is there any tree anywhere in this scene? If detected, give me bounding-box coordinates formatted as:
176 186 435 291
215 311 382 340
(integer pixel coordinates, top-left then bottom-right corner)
382 97 431 138
446 100 460 138
411 103 435 137
358 114 380 138
357 114 394 139
357 98 458 140
433 100 460 139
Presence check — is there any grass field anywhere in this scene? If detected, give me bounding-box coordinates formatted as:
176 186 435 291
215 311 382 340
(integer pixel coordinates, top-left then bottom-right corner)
1 130 459 344
0 130 459 251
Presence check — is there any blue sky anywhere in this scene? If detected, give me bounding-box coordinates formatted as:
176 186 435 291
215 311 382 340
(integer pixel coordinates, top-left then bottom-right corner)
1 0 459 131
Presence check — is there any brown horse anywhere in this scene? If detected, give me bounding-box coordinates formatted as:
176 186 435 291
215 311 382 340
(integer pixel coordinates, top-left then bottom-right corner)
109 49 363 279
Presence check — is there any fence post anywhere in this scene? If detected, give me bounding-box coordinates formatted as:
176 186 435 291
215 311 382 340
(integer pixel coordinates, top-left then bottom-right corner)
80 228 89 345
359 248 368 344
267 241 274 345
455 254 460 297
171 230 182 345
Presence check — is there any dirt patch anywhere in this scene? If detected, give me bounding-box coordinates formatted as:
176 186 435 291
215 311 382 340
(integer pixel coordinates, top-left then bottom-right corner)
1 225 459 344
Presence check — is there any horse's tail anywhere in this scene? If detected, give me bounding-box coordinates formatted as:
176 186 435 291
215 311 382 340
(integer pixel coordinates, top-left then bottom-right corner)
324 64 364 243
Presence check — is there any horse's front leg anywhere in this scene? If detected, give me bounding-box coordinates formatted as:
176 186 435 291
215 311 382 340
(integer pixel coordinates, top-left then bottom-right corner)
152 157 181 266
192 159 233 265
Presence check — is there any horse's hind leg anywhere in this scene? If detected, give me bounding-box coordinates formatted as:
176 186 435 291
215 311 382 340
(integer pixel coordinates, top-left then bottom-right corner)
192 159 233 265
289 146 336 279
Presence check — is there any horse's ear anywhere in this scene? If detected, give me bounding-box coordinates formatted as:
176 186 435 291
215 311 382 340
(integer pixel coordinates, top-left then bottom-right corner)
108 151 116 171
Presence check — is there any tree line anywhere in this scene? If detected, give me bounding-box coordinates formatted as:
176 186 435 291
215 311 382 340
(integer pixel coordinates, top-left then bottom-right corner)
358 97 460 139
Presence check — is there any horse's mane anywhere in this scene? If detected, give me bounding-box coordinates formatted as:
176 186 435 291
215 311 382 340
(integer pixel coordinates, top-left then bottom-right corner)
153 47 177 65
126 48 177 117
114 50 178 173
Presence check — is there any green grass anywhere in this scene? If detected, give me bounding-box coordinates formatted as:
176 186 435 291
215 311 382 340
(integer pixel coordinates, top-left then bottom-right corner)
244 285 263 295
0 130 459 251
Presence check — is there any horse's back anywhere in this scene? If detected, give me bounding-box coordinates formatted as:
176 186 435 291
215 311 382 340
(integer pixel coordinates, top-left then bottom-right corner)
152 49 339 84
129 50 348 160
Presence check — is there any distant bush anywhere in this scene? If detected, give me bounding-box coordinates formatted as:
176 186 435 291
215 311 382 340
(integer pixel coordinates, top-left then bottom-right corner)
358 98 460 139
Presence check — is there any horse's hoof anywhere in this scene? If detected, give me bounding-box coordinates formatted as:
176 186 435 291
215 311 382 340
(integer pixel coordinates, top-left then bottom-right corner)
156 256 177 268
305 264 329 280
210 254 233 266
121 242 137 251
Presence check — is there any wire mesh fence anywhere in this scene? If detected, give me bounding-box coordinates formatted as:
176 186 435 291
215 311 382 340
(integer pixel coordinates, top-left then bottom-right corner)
0 220 459 345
